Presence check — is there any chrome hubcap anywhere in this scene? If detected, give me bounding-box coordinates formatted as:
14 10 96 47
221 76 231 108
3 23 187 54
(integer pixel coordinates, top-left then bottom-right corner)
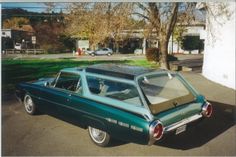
89 127 106 144
24 95 33 113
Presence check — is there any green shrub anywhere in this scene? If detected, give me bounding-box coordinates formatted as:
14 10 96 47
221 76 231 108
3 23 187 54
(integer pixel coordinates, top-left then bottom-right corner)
181 36 204 53
145 48 178 62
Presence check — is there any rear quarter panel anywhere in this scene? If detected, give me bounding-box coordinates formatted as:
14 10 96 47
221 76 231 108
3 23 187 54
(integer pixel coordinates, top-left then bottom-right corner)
69 94 151 144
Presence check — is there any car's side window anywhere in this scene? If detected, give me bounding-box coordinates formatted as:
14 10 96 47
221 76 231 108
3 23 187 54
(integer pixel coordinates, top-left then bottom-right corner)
86 76 142 106
55 72 82 94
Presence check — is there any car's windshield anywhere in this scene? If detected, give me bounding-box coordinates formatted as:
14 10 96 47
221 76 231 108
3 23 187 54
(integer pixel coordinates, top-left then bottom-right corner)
138 72 195 113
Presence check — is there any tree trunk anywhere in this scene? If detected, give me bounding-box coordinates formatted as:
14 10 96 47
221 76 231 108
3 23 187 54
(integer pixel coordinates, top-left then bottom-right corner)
115 40 119 53
177 40 179 53
159 39 170 70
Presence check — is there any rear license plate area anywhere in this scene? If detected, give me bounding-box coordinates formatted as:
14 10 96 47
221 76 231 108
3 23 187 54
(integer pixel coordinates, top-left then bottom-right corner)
175 125 186 135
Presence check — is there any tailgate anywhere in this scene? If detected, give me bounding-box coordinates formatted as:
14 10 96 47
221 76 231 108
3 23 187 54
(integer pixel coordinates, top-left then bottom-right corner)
154 102 202 127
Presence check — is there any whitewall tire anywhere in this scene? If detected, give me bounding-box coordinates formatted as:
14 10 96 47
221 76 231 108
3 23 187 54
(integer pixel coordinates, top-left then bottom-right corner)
88 126 110 147
23 94 37 115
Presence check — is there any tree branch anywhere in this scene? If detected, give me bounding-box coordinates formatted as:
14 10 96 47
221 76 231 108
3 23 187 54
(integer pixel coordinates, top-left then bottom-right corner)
132 12 150 20
136 2 150 14
166 2 179 40
148 3 161 31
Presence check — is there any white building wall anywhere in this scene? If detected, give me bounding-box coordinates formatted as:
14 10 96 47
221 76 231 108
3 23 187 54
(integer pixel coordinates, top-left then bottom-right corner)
202 2 235 90
76 40 89 50
1 29 12 38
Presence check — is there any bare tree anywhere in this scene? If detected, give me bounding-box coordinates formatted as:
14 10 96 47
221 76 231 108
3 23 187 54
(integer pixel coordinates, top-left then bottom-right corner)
65 2 134 51
135 2 198 69
64 3 107 49
44 2 56 13
197 2 233 45
136 2 233 69
109 3 133 53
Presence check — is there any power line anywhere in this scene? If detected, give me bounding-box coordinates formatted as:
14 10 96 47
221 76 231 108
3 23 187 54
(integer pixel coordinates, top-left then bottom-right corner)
2 14 64 17
2 6 68 10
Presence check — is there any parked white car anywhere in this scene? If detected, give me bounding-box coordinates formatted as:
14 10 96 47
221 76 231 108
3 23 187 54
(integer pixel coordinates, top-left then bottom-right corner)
84 48 94 55
14 43 22 50
134 48 143 55
91 48 113 56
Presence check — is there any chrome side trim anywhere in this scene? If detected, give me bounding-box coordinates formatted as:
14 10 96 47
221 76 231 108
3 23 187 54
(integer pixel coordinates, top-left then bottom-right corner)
164 114 203 133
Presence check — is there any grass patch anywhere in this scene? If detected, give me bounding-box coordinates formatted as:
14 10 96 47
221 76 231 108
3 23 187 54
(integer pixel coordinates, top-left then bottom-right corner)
2 58 159 95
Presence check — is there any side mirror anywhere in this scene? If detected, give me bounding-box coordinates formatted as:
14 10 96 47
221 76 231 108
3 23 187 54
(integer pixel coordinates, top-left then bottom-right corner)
44 81 50 87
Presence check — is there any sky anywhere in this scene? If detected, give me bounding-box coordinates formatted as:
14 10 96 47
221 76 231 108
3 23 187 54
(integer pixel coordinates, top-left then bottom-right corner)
1 2 68 13
1 2 205 22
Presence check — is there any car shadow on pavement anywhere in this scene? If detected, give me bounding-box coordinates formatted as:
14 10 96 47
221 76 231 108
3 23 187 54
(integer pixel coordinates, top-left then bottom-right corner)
155 100 236 150
108 139 130 147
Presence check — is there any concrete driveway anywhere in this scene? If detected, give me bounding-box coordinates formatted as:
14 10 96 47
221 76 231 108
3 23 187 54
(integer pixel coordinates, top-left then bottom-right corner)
2 72 236 156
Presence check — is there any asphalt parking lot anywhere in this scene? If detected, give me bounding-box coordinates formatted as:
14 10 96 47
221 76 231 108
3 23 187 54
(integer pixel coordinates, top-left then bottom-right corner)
2 72 236 156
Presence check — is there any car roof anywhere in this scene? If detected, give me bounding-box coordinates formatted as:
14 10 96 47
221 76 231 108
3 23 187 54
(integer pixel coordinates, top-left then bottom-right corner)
61 67 83 73
61 64 163 80
85 64 159 80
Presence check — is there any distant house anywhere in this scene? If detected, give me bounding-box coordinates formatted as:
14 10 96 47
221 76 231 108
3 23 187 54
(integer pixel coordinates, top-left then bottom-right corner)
75 20 205 55
168 21 206 54
1 24 35 50
76 39 90 51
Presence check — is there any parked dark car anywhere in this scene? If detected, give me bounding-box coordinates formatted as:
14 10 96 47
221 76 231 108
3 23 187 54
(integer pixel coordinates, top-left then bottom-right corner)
16 64 213 147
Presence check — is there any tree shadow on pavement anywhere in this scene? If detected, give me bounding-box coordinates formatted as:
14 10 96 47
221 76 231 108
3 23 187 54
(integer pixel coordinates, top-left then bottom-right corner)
155 100 236 150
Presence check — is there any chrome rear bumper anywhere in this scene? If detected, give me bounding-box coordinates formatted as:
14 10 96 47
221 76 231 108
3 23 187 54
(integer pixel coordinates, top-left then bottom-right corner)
164 114 202 133
148 113 203 145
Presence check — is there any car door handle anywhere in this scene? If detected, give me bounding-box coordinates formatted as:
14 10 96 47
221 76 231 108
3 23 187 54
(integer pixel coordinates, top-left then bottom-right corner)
67 93 72 101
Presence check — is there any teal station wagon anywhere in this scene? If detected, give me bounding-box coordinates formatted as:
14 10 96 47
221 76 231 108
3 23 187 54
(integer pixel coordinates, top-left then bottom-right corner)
16 64 213 146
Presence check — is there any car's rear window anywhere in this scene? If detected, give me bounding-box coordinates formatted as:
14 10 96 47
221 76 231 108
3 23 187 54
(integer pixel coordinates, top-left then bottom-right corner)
86 76 142 106
138 73 195 113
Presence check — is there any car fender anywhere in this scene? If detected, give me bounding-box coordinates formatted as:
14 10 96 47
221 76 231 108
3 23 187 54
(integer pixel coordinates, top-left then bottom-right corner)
82 115 107 131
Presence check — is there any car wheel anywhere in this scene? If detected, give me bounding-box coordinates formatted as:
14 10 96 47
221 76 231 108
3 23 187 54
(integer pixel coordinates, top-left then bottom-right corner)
91 53 95 56
88 126 110 147
107 53 111 56
23 94 37 115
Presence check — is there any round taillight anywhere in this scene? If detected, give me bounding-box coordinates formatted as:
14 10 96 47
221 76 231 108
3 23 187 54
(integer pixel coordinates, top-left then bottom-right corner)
153 123 163 139
149 120 164 142
202 102 213 118
205 104 213 117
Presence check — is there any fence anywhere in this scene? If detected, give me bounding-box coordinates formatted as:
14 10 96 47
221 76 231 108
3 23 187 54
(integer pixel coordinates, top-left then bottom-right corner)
4 49 45 54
